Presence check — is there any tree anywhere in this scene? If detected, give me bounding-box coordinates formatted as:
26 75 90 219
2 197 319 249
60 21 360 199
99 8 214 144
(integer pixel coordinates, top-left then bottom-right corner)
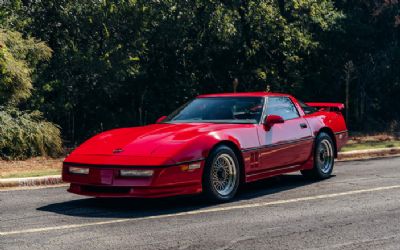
0 29 52 105
0 1 62 159
22 0 343 143
328 0 400 130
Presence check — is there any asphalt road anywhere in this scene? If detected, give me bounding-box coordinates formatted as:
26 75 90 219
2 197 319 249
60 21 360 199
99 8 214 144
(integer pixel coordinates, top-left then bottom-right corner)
1 157 400 250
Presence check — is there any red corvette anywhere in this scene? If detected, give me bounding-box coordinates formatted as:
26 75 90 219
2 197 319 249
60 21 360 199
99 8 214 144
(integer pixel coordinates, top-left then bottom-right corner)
62 92 348 201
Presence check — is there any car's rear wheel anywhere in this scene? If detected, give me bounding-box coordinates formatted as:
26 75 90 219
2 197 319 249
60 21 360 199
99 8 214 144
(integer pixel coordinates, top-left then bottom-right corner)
301 132 335 179
203 145 240 202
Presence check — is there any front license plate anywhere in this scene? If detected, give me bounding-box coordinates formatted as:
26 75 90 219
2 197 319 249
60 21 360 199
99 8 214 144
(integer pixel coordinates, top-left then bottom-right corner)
88 169 113 185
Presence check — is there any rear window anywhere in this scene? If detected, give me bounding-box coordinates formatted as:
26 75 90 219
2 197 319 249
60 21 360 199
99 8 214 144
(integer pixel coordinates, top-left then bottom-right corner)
298 100 318 114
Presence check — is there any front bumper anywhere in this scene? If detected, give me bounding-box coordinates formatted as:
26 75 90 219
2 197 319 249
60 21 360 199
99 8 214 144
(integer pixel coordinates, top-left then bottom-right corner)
62 161 204 198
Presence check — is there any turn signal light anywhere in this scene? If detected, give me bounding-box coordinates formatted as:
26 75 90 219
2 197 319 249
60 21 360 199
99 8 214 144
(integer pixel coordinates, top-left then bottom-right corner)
180 162 201 171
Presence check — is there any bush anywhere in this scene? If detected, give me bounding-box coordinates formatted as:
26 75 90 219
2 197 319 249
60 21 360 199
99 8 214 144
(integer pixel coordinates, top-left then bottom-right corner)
0 107 63 160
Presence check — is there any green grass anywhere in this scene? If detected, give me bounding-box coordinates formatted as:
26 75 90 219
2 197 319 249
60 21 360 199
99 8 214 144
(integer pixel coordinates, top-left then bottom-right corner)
1 169 61 179
341 141 400 152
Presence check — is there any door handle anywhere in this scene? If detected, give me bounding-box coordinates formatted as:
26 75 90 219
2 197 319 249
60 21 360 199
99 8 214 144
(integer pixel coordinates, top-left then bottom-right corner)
300 123 308 129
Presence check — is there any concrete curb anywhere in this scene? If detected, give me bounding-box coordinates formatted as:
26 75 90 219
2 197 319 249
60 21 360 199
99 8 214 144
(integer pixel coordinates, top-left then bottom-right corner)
1 147 400 189
0 175 63 188
337 147 400 161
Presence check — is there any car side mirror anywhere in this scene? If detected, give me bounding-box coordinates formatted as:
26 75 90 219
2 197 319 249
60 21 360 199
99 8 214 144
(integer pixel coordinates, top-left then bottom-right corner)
156 115 167 123
263 115 284 130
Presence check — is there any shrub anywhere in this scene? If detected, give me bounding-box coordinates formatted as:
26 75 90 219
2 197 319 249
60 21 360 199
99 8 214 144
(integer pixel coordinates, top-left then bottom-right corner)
0 107 63 160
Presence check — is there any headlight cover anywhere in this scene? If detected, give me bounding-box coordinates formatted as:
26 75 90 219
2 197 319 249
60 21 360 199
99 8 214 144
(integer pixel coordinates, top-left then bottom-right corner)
69 167 89 175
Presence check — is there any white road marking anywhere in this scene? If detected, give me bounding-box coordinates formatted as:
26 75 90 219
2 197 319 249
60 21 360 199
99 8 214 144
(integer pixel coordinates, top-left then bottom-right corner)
1 184 400 236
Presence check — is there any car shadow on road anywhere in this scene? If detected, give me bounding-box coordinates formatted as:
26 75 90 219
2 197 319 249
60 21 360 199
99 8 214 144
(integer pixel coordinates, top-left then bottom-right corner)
38 174 335 219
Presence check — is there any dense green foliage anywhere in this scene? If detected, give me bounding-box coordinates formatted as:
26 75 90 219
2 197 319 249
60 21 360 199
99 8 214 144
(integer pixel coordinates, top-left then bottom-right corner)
0 2 62 159
21 0 344 142
0 29 52 105
0 108 62 159
1 0 400 150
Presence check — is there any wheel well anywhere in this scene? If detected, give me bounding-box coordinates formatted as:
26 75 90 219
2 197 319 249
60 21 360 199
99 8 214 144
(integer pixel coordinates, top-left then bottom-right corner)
317 127 338 157
209 141 246 184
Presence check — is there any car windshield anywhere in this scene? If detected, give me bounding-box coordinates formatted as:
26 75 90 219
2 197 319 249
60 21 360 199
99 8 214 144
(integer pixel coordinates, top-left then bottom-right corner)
164 97 265 124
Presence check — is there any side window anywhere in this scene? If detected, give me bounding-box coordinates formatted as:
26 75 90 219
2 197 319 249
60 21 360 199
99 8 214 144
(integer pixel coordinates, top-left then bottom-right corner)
266 97 299 120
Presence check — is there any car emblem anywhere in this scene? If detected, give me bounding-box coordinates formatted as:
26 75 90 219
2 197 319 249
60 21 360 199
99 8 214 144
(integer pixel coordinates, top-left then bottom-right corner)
113 148 124 154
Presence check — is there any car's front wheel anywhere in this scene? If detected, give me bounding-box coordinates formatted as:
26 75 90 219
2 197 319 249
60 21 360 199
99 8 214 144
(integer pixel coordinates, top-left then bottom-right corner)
203 145 240 202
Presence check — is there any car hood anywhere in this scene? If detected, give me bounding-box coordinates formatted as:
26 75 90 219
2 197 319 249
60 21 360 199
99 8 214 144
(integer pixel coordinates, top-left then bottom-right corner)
68 123 248 159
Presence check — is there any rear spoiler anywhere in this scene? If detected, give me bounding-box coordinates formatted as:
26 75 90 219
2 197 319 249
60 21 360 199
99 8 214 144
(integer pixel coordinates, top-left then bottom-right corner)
306 102 345 112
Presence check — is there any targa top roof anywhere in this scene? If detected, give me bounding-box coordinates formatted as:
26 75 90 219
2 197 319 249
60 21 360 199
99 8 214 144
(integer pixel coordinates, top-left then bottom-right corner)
197 92 291 98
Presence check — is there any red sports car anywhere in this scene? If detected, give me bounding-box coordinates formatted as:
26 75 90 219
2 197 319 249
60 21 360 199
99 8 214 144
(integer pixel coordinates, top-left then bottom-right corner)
62 92 348 201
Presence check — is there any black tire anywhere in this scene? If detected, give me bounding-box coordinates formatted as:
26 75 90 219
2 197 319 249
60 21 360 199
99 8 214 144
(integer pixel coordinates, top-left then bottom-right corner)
301 132 335 180
202 145 240 202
